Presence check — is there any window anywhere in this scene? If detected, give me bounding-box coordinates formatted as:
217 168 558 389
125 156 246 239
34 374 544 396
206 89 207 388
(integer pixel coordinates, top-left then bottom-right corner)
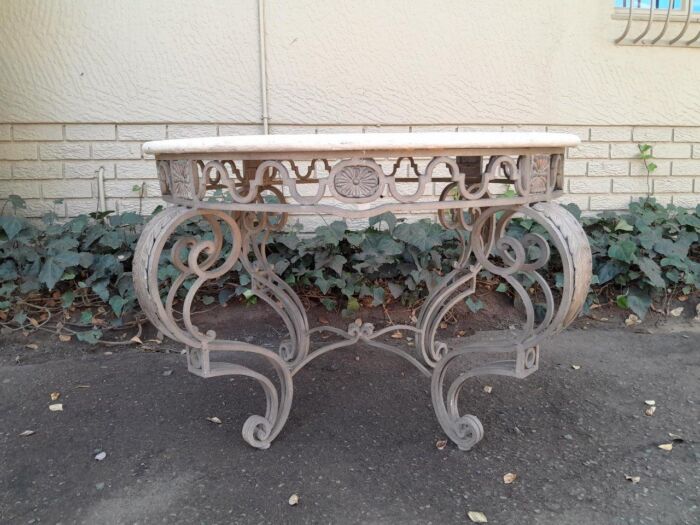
614 0 700 45
614 0 700 12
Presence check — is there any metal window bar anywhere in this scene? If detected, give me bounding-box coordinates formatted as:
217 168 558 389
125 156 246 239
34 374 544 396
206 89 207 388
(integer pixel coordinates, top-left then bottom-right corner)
615 0 700 46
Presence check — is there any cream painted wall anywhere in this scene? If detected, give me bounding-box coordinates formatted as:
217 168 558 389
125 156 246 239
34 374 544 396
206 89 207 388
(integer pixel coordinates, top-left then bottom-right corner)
1 0 698 126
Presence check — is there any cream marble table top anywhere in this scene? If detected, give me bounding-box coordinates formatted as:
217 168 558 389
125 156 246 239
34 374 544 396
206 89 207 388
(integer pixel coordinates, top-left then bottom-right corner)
143 131 580 156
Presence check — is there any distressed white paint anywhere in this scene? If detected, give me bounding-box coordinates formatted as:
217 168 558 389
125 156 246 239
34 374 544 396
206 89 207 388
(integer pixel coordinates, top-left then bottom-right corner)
1 0 698 125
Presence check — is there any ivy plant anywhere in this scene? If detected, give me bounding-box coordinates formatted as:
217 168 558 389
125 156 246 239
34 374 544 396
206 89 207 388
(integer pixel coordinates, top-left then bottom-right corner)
0 193 698 343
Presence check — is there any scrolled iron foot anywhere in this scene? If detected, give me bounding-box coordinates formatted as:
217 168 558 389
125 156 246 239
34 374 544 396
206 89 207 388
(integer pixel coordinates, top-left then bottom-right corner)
449 414 485 451
187 344 294 450
242 415 275 450
432 345 539 451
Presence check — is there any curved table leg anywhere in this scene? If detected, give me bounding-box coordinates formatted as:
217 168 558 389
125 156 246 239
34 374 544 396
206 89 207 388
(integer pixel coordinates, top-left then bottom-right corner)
416 206 497 368
431 202 592 450
133 205 297 449
237 211 311 367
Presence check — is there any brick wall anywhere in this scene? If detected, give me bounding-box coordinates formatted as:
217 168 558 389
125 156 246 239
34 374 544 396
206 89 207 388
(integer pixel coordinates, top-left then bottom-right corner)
1 123 699 220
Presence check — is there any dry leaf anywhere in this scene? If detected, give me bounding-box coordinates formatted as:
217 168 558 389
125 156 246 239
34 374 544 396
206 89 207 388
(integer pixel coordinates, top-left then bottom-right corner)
206 416 222 424
19 430 35 437
390 331 403 339
571 365 581 370
25 343 38 350
644 406 656 416
439 322 448 329
468 511 488 523
436 439 447 450
644 400 655 406
288 494 299 506
483 385 493 394
94 451 107 461
104 351 113 356
457 330 466 337
625 475 640 484
50 392 60 401
58 335 71 342
658 443 673 451
670 307 684 317
503 472 517 484
668 432 683 440
625 314 641 327
28 317 39 327
130 336 143 344
49 403 63 412
318 317 329 325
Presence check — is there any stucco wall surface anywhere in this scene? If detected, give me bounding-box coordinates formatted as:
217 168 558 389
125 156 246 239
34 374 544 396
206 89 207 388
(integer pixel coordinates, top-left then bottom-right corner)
1 0 698 125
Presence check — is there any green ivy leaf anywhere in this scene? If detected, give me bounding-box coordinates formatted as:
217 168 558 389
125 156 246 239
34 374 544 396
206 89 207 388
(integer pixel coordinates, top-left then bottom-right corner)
387 282 404 299
371 287 385 306
76 329 103 344
615 294 629 309
13 310 27 326
394 221 446 251
0 216 25 240
38 257 66 290
0 282 17 297
61 290 74 308
615 219 634 232
320 297 337 311
466 297 485 313
92 280 110 301
0 260 18 281
315 275 332 294
608 240 637 263
108 295 128 317
628 288 652 319
597 260 625 284
218 289 235 305
346 296 360 312
99 231 124 250
369 212 397 233
80 310 93 324
54 251 81 267
7 194 27 209
636 257 665 289
495 283 508 293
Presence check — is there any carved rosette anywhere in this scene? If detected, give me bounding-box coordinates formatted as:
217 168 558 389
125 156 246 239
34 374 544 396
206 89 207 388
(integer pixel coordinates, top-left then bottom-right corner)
334 166 380 198
329 159 384 202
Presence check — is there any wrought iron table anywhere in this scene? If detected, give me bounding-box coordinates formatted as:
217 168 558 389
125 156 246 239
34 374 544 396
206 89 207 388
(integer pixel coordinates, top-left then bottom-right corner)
134 132 592 450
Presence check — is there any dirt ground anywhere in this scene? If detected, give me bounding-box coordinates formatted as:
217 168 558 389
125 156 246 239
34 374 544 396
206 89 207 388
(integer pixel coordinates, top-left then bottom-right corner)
1 302 699 524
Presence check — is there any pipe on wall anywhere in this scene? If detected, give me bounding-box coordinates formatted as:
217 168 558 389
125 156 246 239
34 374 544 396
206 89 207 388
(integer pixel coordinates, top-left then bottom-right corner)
258 0 270 134
96 166 106 212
